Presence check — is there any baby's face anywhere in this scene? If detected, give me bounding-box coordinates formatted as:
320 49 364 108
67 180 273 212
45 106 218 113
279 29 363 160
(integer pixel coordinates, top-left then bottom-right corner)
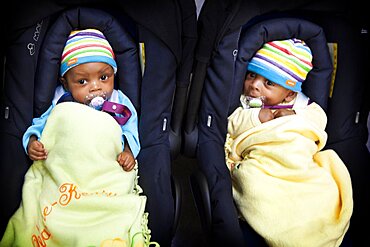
62 62 115 104
243 72 294 106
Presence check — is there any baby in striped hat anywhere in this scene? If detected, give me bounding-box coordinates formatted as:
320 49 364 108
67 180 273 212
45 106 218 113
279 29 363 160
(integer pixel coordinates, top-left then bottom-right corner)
60 29 118 77
23 29 140 172
59 28 118 106
226 38 352 247
241 38 314 123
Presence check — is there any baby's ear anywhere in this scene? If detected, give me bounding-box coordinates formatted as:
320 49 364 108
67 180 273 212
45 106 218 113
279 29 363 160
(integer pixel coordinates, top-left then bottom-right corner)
59 77 68 90
285 91 297 103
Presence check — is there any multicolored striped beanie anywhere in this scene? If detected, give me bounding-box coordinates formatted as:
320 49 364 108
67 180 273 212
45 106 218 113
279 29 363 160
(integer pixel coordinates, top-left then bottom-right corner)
247 38 313 92
60 28 117 76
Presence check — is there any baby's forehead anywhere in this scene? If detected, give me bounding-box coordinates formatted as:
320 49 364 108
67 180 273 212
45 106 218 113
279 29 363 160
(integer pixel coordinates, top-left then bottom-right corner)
67 62 114 75
246 71 267 79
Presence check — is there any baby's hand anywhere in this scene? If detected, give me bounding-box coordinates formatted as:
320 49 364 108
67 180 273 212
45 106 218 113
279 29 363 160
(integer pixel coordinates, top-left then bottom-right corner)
117 150 135 172
28 137 47 161
259 108 274 123
273 109 295 119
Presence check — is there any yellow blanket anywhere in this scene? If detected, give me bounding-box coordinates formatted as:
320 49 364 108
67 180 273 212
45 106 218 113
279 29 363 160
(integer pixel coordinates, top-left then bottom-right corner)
225 107 353 247
1 102 158 247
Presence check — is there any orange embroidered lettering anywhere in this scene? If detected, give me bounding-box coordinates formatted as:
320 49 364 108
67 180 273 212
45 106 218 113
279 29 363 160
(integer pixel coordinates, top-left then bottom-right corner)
32 226 51 247
40 228 51 241
43 206 52 218
59 183 81 206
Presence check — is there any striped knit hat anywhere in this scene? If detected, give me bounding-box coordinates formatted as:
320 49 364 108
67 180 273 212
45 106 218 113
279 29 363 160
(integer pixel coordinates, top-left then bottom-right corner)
247 38 313 92
60 29 117 76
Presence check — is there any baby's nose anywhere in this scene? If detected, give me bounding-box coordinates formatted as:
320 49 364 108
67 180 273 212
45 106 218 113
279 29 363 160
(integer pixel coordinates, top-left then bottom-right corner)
251 78 263 90
90 80 101 91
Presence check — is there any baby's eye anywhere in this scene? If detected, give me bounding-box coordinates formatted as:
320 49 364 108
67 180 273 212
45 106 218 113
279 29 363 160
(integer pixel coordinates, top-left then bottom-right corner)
100 75 108 81
247 72 256 78
78 79 87 85
266 80 275 86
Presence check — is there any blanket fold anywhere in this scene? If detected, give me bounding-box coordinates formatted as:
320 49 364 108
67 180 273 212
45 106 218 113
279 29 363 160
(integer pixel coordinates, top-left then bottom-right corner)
1 102 155 247
225 107 353 247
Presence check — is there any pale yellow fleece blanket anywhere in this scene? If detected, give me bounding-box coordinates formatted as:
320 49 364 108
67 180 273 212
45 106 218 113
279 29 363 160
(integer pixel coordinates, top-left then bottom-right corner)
225 107 353 247
1 102 158 247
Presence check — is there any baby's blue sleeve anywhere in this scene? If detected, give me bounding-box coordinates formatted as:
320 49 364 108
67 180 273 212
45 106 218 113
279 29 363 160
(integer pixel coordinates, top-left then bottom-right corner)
22 105 54 154
117 91 141 158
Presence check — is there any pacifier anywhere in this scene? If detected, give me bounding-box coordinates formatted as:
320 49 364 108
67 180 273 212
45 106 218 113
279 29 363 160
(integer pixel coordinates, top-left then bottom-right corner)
240 95 265 109
247 96 264 108
84 91 108 110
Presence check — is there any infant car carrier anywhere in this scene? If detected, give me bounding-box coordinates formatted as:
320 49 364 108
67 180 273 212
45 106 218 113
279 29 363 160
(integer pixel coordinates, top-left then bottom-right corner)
0 1 197 246
185 1 369 246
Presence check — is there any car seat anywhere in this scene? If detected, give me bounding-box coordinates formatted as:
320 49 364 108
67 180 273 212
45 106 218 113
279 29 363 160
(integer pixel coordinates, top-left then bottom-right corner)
185 1 370 246
0 2 197 246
